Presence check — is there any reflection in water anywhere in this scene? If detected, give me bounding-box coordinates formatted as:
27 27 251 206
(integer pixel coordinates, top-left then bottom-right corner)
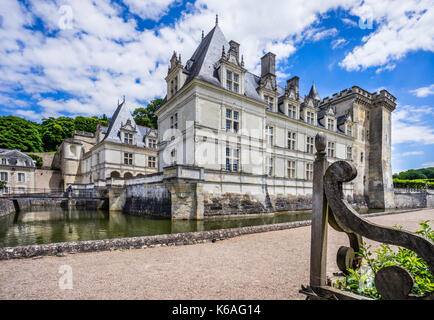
0 208 312 248
0 206 401 248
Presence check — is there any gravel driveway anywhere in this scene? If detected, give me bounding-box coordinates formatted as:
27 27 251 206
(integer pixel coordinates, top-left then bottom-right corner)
0 209 432 300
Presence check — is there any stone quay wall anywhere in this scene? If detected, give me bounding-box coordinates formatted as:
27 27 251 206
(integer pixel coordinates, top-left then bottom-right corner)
394 190 433 209
124 183 171 218
0 199 16 217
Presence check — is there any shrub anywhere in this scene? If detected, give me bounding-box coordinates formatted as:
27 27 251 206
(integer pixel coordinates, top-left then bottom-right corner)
333 220 434 299
28 154 43 168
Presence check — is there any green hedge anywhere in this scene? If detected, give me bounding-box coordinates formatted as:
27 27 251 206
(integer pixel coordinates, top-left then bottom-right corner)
393 179 434 189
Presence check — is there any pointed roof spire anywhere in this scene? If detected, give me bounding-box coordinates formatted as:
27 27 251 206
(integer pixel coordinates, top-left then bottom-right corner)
216 14 219 25
241 55 244 67
201 30 204 40
308 82 320 101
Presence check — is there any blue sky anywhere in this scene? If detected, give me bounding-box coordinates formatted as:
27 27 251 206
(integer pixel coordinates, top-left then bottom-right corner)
0 0 433 173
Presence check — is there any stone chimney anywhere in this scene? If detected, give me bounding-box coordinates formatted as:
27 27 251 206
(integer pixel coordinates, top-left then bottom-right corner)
229 40 240 61
261 52 276 77
286 76 299 98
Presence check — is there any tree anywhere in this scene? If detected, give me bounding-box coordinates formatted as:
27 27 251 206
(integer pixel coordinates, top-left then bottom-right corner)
40 117 75 152
0 116 43 152
133 98 162 129
28 154 43 168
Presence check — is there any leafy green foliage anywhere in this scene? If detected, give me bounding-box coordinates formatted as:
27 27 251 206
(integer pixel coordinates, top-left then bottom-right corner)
27 154 43 168
393 168 434 180
0 116 44 152
132 98 162 129
0 181 7 190
334 221 434 299
393 178 434 189
40 117 75 152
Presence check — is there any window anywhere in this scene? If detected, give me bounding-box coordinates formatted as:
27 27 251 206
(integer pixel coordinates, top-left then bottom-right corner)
1 158 6 165
0 172 7 181
306 163 313 181
124 153 133 165
148 156 156 168
171 149 177 161
306 111 315 125
287 160 296 179
264 95 274 111
226 71 240 93
266 157 274 177
327 142 335 158
124 133 133 145
361 152 364 163
18 173 25 182
287 131 296 150
347 146 353 160
170 76 178 96
306 136 314 154
288 105 297 119
327 118 335 131
148 139 157 149
225 109 239 133
265 125 273 145
347 125 353 137
225 147 240 172
170 113 178 129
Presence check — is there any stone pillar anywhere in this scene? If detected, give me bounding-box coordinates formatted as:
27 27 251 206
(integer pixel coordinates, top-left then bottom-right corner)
368 94 396 209
166 180 204 220
108 187 126 212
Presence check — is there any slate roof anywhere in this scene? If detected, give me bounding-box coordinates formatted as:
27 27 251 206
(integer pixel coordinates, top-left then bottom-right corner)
182 24 286 104
0 149 36 167
103 101 156 148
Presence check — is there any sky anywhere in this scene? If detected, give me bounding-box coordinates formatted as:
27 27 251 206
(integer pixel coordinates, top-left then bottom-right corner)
0 0 433 173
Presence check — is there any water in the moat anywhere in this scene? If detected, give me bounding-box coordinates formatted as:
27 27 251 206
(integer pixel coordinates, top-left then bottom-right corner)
0 207 408 248
0 208 313 248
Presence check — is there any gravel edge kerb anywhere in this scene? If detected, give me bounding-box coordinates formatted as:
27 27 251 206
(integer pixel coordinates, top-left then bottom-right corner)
0 208 420 260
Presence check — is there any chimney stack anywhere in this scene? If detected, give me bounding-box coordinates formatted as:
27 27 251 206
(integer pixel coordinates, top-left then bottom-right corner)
261 52 276 77
287 76 299 98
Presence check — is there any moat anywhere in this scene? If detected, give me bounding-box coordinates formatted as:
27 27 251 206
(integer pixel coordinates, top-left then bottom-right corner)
0 207 407 248
0 208 314 248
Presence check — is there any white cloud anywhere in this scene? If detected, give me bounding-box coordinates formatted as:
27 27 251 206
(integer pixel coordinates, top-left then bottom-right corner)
123 0 178 20
340 0 434 71
392 105 434 145
410 84 434 97
401 151 424 156
423 162 434 168
341 17 358 28
331 38 348 49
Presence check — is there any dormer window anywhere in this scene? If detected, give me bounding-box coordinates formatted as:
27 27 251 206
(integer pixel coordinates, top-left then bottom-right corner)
306 111 315 125
264 95 274 111
148 138 157 149
327 118 335 131
1 159 6 165
226 71 240 93
124 133 133 145
288 105 297 119
170 76 178 96
170 113 178 129
347 124 353 137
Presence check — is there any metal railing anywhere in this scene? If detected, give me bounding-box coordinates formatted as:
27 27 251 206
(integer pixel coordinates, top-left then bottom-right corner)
0 187 106 199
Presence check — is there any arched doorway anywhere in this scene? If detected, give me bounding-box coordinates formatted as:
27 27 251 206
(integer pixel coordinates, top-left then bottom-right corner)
110 171 121 179
124 172 133 179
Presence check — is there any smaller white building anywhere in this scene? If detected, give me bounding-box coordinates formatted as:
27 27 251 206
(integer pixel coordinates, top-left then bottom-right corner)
0 149 36 194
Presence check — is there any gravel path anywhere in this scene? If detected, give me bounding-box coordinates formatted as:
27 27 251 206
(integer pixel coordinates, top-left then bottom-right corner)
0 209 433 300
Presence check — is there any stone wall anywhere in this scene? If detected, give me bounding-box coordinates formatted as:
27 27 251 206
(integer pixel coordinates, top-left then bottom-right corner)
123 183 171 217
0 199 16 217
394 191 427 208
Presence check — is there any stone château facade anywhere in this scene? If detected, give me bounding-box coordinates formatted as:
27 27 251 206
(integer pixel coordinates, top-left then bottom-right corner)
55 98 158 188
155 20 396 211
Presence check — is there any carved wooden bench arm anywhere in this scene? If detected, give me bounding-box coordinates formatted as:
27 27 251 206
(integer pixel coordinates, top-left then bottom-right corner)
324 160 434 300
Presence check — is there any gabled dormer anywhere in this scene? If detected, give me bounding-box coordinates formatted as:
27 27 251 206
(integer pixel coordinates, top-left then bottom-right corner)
258 52 277 112
317 104 336 131
217 40 246 95
279 76 301 119
165 51 187 100
337 112 354 136
120 119 137 145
